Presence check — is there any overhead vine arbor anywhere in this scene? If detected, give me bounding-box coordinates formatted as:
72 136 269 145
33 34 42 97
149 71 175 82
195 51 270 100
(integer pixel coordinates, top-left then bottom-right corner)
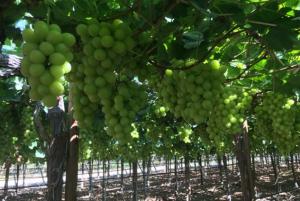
0 0 299 201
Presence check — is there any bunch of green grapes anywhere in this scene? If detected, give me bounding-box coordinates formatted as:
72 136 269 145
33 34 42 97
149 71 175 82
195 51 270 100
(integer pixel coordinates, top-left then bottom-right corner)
151 60 225 123
255 93 298 153
72 19 147 143
67 58 99 128
104 81 147 143
21 21 75 107
206 87 252 143
74 19 134 103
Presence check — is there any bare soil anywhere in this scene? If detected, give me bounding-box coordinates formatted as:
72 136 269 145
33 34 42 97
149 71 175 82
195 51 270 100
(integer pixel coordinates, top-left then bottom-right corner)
1 164 300 201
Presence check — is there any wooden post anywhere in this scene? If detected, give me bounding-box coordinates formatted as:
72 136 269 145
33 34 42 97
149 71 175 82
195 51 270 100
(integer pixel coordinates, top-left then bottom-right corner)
132 160 138 201
65 120 79 201
235 120 254 201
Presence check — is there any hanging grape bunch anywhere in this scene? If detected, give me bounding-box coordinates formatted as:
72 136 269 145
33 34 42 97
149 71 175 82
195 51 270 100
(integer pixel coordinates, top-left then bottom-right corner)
21 21 75 107
255 92 298 153
206 87 252 146
72 19 147 143
152 60 225 124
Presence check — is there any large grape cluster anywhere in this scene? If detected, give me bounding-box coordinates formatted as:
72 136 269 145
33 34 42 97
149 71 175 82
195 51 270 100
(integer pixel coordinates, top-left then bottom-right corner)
21 21 75 107
255 93 299 153
152 60 225 124
71 19 146 143
206 87 252 145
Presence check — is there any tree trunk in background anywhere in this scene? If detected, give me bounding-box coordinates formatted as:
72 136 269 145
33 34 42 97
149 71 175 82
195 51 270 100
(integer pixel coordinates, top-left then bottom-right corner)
4 159 11 196
270 152 279 193
15 163 20 193
117 160 119 176
217 154 223 183
223 155 230 195
290 153 298 187
252 154 256 182
132 160 138 201
276 154 280 172
65 120 79 201
146 156 151 188
142 159 146 198
235 120 254 201
129 162 132 177
22 163 26 187
121 159 124 191
174 156 178 195
88 158 93 198
184 155 191 201
198 154 204 185
286 156 290 169
107 160 110 177
102 160 107 201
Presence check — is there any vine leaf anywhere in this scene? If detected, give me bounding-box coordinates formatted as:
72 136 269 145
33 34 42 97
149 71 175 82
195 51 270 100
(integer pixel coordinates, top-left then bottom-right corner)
182 31 204 49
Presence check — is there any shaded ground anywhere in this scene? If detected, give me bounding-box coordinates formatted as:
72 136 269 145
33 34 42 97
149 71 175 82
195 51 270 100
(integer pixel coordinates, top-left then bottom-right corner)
1 164 300 200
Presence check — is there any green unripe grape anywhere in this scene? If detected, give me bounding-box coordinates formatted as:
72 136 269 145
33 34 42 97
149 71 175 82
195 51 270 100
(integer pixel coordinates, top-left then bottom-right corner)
112 19 123 29
50 65 64 78
94 48 106 61
124 37 135 50
95 77 106 87
37 84 49 96
99 26 111 36
23 43 38 55
83 44 94 55
49 53 66 65
34 21 49 41
55 43 68 53
29 50 46 64
112 41 126 54
49 24 61 32
101 59 113 69
62 33 76 47
100 35 114 48
92 37 102 48
39 42 55 56
49 81 64 96
20 57 31 77
65 52 74 62
22 29 37 43
80 96 89 105
88 24 99 37
84 84 97 95
76 24 88 36
29 64 45 77
47 30 62 44
165 69 173 77
40 71 54 85
114 29 126 40
210 60 220 70
97 88 112 99
29 88 42 101
28 77 40 86
42 95 57 107
62 62 72 74
103 71 116 84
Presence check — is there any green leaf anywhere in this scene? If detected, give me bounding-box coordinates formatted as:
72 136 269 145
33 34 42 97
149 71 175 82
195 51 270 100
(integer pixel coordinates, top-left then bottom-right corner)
182 31 204 49
263 27 299 51
225 66 241 78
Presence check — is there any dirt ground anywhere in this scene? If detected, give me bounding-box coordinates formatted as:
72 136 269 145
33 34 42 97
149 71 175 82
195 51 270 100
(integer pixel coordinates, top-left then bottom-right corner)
1 164 300 201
